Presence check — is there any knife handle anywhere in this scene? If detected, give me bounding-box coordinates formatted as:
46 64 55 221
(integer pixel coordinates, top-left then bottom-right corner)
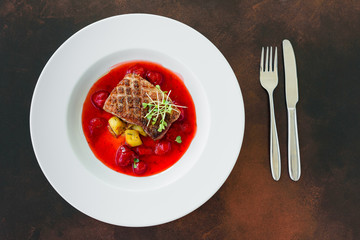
269 94 281 181
287 108 301 181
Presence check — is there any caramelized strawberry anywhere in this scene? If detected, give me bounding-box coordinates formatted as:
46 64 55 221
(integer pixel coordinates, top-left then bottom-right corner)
91 90 109 109
132 160 147 175
127 64 146 78
115 145 138 167
154 141 171 155
88 117 107 136
146 71 163 85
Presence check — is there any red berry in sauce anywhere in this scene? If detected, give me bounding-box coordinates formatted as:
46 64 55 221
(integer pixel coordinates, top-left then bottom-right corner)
89 117 107 128
135 146 154 156
88 117 107 135
127 64 146 78
132 160 147 175
145 71 163 85
91 90 109 109
178 108 185 121
115 145 138 167
180 123 191 133
154 141 172 155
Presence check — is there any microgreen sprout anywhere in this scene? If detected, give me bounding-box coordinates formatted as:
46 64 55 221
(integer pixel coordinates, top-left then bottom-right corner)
133 158 139 168
175 136 182 143
143 86 187 132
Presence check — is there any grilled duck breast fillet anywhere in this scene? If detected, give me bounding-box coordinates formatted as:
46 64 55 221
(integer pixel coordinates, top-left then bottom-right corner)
103 73 180 140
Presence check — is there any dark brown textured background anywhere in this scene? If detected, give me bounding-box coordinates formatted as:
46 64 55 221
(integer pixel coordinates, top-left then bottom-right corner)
1 0 360 239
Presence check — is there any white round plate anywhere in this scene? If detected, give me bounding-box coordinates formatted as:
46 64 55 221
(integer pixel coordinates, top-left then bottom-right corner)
30 14 244 227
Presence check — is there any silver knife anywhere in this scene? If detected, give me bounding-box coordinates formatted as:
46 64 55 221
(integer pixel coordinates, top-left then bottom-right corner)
282 39 301 181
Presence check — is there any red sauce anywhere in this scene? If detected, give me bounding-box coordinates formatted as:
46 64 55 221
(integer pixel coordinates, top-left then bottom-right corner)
82 61 197 177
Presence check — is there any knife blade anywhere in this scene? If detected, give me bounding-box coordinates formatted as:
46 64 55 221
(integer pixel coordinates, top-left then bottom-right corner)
283 40 299 108
282 39 301 181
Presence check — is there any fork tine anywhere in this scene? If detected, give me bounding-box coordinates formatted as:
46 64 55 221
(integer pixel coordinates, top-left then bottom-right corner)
274 47 278 72
260 47 264 71
269 46 273 71
265 47 269 72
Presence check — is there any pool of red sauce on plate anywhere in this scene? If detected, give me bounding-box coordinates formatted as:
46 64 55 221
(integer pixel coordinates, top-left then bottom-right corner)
82 61 197 177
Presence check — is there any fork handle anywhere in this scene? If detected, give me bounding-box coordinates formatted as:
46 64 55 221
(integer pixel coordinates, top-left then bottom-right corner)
287 108 301 181
269 94 281 181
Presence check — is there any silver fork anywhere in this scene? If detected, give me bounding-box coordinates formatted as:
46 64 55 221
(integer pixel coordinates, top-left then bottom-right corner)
260 46 281 181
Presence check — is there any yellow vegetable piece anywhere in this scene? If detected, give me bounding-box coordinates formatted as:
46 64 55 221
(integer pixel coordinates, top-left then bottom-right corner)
131 125 147 136
108 116 126 137
125 130 143 147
